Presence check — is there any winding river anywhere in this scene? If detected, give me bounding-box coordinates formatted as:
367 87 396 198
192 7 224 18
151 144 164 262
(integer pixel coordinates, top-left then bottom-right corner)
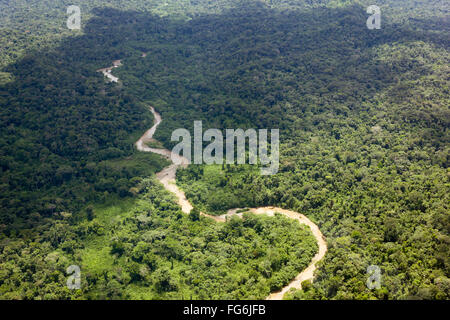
100 60 327 300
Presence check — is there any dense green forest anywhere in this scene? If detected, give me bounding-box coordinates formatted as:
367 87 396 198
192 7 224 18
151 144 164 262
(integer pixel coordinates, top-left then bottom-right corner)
0 178 318 299
0 0 449 300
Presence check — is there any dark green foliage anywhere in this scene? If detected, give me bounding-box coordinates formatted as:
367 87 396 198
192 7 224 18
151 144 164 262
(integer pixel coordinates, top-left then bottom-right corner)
189 207 201 221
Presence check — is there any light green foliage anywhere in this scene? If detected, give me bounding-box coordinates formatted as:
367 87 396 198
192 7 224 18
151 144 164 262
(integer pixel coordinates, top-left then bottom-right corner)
0 179 318 299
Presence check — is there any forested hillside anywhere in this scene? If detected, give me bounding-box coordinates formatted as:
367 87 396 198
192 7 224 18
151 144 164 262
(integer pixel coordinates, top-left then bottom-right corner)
0 0 448 300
